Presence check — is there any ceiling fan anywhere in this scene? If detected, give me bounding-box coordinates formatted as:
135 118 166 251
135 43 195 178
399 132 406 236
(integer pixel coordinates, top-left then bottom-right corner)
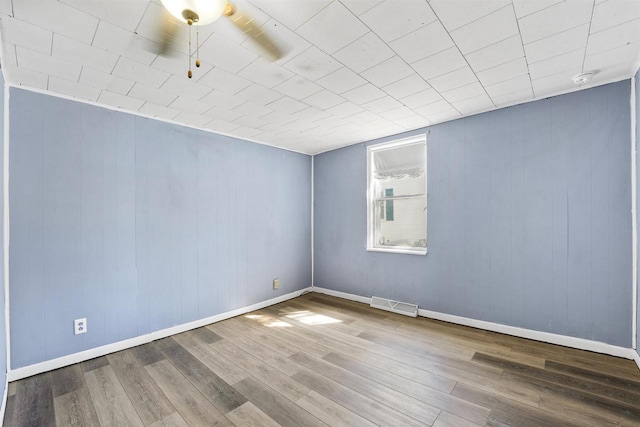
155 0 284 78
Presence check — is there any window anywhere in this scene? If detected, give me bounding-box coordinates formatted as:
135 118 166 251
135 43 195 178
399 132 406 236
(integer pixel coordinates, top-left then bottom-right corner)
367 135 427 255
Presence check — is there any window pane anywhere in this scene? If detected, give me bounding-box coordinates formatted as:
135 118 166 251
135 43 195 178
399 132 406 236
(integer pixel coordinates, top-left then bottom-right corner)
375 174 424 197
375 196 426 248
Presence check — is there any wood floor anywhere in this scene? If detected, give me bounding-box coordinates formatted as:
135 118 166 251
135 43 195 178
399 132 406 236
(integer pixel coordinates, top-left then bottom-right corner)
4 293 640 427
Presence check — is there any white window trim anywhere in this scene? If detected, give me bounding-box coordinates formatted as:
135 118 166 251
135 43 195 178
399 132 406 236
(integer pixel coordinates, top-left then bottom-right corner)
366 134 427 256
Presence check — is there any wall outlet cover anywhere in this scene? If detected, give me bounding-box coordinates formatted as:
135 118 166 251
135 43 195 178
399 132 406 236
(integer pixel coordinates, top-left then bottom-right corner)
74 318 87 335
273 278 280 290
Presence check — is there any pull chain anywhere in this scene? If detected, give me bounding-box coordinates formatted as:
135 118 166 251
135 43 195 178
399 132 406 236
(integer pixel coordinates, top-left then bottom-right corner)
195 21 201 68
187 18 193 78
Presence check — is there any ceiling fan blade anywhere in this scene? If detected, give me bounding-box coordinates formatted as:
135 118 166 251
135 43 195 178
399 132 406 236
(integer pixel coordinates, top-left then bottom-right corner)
144 7 182 56
223 1 285 61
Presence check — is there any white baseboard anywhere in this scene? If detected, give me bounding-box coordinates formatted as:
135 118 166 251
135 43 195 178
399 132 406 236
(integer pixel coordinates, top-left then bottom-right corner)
7 287 312 382
311 287 638 362
312 287 371 304
0 380 7 424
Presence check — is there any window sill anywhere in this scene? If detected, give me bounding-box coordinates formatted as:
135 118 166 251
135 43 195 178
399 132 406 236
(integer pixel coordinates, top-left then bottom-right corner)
367 247 427 256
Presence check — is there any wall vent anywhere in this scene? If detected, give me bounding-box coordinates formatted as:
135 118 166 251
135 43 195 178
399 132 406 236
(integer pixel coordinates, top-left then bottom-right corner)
370 296 418 317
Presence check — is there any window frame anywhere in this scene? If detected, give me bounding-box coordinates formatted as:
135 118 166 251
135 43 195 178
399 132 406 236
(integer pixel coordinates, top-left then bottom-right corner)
366 134 427 256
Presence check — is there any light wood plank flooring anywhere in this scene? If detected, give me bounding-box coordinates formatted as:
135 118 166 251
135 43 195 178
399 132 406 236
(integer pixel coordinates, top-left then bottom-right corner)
4 293 640 426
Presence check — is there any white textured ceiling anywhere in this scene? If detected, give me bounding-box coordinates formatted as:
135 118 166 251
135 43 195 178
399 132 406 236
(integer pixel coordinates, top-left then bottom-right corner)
0 0 639 154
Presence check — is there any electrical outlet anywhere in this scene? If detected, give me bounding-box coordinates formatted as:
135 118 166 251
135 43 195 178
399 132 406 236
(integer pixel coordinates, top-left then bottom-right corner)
273 278 280 290
74 318 87 335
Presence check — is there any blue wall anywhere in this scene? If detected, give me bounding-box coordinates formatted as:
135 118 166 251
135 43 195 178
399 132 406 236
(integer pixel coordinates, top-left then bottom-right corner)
636 69 640 358
0 72 6 398
9 88 311 369
315 80 632 347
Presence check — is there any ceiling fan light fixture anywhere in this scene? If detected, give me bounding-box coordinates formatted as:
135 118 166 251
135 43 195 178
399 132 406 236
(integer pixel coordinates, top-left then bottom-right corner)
160 0 227 25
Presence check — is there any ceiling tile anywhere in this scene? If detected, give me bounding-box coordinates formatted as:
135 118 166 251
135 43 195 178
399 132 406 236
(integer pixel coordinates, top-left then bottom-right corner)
3 42 16 66
0 16 52 55
411 47 466 80
528 48 585 80
259 110 296 126
512 0 563 18
400 88 443 109
199 90 246 110
476 56 529 86
394 114 429 129
283 46 341 80
112 56 170 88
232 100 273 118
429 108 462 123
99 90 145 111
79 67 134 95
465 35 524 72
316 67 367 94
267 96 309 114
296 1 368 54
341 0 384 16
587 19 640 56
199 37 259 74
484 74 532 98
360 56 414 87
5 64 48 90
60 0 148 32
274 76 323 100
226 125 262 139
247 0 332 30
380 105 415 121
53 34 119 74
236 84 284 106
333 32 395 73
590 0 640 34
196 67 252 95
48 76 101 102
303 90 345 109
325 101 365 118
203 105 243 122
129 82 177 106
209 0 271 46
523 23 589 63
292 106 330 121
584 41 640 71
342 83 386 104
362 96 403 113
390 21 454 66
451 93 495 114
139 102 181 120
430 0 511 31
345 110 381 125
240 18 311 61
203 119 240 134
450 5 519 54
169 96 212 115
382 74 430 99
531 68 581 97
441 81 487 103
413 99 454 118
238 58 294 88
150 52 214 81
359 0 436 43
518 1 593 44
173 112 211 128
428 66 478 92
312 115 347 129
13 0 98 43
233 115 268 129
16 46 82 81
92 20 159 66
